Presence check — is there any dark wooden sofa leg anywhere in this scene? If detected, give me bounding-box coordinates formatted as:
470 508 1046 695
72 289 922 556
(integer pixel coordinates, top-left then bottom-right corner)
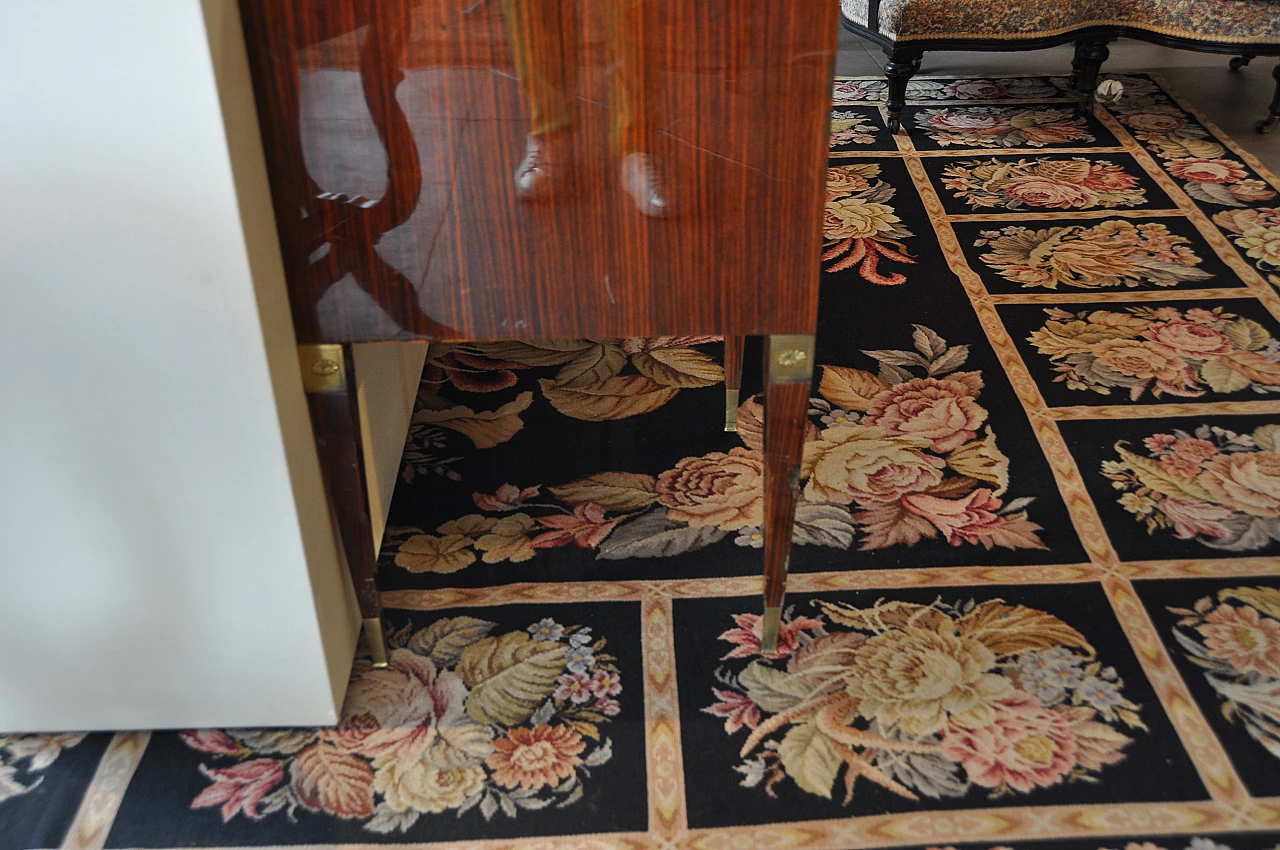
1231 54 1256 71
1071 39 1110 117
883 48 923 134
1259 63 1280 134
301 344 389 668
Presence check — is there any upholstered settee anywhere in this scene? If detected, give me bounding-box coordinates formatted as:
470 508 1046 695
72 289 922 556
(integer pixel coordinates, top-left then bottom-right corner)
841 0 1280 134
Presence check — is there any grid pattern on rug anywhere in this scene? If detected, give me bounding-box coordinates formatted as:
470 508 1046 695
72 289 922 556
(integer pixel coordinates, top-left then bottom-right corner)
4 74 1280 850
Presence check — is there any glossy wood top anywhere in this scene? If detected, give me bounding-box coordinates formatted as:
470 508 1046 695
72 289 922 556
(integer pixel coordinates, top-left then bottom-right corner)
239 0 838 343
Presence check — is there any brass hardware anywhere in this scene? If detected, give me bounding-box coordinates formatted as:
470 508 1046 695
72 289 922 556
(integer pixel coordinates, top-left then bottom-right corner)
299 344 347 393
767 334 815 384
724 388 740 432
363 617 389 668
760 606 782 655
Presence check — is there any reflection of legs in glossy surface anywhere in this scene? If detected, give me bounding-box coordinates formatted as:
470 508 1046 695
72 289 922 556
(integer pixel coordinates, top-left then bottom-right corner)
607 0 673 216
503 0 578 199
504 0 672 213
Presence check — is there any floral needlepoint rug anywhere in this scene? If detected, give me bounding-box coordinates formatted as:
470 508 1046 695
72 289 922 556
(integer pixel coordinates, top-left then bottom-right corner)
6 74 1280 850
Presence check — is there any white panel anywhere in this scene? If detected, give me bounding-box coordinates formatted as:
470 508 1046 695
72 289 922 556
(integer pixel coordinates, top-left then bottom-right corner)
0 0 359 730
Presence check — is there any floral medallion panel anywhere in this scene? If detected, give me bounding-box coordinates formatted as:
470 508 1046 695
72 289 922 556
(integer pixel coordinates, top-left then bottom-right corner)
889 833 1280 850
674 585 1205 830
102 603 645 848
1134 576 1280 797
921 153 1178 216
815 167 1086 564
1057 415 1280 561
829 106 896 153
832 77 1065 106
948 216 1242 295
997 299 1280 408
0 733 111 850
903 104 1119 152
1100 75 1280 283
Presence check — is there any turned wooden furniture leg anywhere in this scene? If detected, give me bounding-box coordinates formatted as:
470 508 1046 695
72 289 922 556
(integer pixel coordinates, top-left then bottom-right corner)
883 47 922 134
1071 39 1110 117
1258 63 1280 134
760 334 815 653
724 335 745 432
299 344 389 668
1230 54 1256 71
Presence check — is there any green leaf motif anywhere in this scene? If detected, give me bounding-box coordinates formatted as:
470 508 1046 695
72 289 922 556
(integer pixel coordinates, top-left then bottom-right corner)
458 632 567 726
408 617 497 668
777 720 842 799
739 661 811 713
1225 318 1272 352
1200 360 1252 394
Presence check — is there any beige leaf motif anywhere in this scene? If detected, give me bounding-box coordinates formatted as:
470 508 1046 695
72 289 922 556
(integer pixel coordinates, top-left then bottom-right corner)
777 720 842 800
412 391 534 449
946 429 1010 496
632 347 725 388
549 472 659 511
458 631 567 726
1224 318 1272 352
1218 586 1280 621
463 340 592 367
394 534 476 574
819 366 889 412
290 743 376 819
958 599 1096 659
475 514 538 564
539 376 678 420
1221 350 1280 388
1115 444 1215 502
554 343 628 388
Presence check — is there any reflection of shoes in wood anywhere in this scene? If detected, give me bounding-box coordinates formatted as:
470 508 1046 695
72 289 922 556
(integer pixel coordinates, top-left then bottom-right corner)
514 134 567 200
620 153 674 217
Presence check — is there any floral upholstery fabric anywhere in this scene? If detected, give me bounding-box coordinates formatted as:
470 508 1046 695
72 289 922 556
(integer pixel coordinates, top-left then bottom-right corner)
840 0 1280 44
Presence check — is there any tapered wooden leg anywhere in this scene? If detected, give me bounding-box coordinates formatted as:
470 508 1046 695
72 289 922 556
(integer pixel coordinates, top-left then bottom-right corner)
300 344 388 668
760 335 814 653
724 335 745 432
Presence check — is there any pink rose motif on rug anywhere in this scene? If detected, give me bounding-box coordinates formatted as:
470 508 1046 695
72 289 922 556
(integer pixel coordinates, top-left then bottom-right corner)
706 596 1144 803
1027 305 1280 401
1103 424 1280 552
1168 586 1280 761
941 157 1146 211
915 106 1094 149
385 325 1044 576
181 616 620 832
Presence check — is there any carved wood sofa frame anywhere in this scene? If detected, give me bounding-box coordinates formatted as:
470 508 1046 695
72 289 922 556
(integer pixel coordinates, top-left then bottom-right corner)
843 9 1280 136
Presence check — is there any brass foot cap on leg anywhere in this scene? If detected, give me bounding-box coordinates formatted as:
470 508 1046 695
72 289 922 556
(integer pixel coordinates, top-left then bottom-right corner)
724 389 740 432
760 606 781 655
363 617 389 668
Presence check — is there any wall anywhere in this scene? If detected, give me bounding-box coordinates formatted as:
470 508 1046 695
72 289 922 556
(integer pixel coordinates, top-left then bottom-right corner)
0 0 420 732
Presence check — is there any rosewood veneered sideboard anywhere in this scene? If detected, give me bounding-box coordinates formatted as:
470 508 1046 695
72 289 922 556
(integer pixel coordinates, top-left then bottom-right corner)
237 0 839 663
